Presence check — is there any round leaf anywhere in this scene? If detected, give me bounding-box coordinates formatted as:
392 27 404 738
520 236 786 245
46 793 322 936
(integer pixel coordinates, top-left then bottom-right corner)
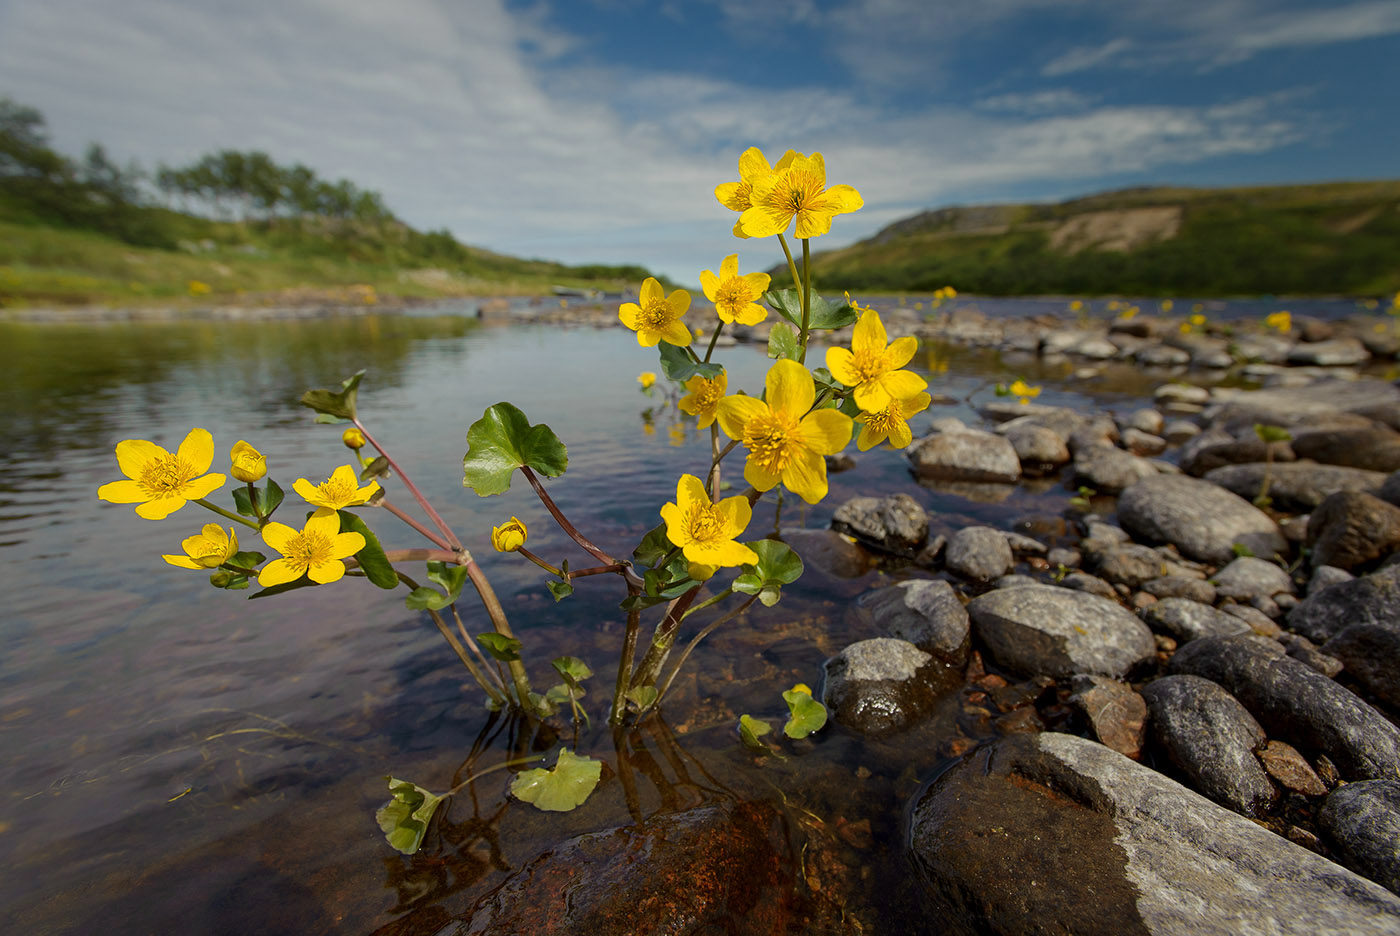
462 403 569 496
508 748 602 812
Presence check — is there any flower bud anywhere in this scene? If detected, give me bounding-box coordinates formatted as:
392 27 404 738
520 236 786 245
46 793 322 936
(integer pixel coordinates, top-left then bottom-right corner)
342 428 367 450
491 517 528 552
229 440 266 483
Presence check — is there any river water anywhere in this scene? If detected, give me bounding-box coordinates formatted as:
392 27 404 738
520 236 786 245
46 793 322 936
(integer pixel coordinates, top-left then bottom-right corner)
0 297 1383 934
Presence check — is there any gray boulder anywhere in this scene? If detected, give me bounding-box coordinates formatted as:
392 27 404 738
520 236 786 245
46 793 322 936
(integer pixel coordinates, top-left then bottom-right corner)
1324 624 1400 710
1319 780 1400 894
1307 491 1400 571
1143 575 1217 604
855 579 970 667
967 584 1155 678
1211 556 1295 602
1073 443 1160 494
1003 422 1070 470
1141 597 1251 643
1291 426 1400 473
1286 565 1400 642
1118 474 1286 564
1204 462 1387 512
821 638 953 736
1287 338 1370 366
944 526 1014 583
908 429 1021 484
831 493 928 554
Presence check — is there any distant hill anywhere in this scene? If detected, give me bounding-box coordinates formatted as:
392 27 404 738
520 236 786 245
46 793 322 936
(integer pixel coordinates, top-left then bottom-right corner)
777 180 1400 297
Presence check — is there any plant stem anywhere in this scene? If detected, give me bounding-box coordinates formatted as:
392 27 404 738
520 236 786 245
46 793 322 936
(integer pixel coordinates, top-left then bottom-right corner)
703 321 724 362
798 237 812 363
610 590 643 726
517 546 563 577
441 753 547 798
353 417 461 550
195 498 261 530
652 594 757 709
376 498 453 550
707 424 721 499
627 586 701 691
404 581 507 708
451 604 509 695
378 548 459 563
459 553 534 709
680 587 734 622
520 465 617 567
777 233 802 295
570 562 626 578
245 482 263 524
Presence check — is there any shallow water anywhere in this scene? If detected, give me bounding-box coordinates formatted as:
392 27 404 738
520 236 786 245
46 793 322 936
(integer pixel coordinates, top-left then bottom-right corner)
0 297 1383 934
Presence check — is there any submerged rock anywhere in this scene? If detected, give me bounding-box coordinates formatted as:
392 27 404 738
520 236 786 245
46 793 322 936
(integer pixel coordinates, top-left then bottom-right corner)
1117 474 1286 565
822 638 955 736
966 584 1155 679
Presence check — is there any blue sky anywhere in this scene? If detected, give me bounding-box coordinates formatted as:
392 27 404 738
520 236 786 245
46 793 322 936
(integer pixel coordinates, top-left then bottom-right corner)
1 0 1397 284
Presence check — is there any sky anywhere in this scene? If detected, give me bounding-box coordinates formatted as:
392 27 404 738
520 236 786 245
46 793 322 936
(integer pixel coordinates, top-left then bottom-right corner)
1 0 1398 285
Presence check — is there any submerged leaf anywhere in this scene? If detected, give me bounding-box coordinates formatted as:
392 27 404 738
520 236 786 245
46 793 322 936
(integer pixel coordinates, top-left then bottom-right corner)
738 714 773 752
508 748 602 812
782 685 828 739
376 777 443 855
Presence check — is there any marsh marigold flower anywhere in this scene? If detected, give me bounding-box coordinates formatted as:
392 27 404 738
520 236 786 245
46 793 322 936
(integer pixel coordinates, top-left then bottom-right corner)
1266 311 1292 333
619 278 692 347
637 372 657 390
700 254 770 326
491 517 527 552
293 464 380 510
229 440 266 483
678 371 726 428
342 427 367 450
163 523 239 569
825 306 926 411
740 152 863 240
258 511 364 586
715 147 797 238
717 360 853 504
97 428 226 520
660 473 758 579
855 391 931 451
1009 379 1041 405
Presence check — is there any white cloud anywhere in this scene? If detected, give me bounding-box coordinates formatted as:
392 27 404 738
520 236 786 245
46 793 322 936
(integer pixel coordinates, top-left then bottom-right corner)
1233 0 1400 51
975 89 1095 115
1042 37 1134 76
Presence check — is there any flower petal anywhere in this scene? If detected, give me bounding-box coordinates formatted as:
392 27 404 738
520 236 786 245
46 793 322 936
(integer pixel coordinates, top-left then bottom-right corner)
719 254 738 280
854 381 891 412
660 318 693 347
177 428 215 475
714 494 753 539
824 184 864 214
856 422 883 452
698 269 720 303
765 360 814 417
619 302 642 330
666 288 691 317
305 509 342 540
135 495 187 520
852 309 887 354
731 217 749 239
308 560 346 585
660 501 687 547
743 456 781 492
714 181 747 212
889 417 914 449
782 449 828 504
182 472 226 501
97 479 146 504
163 554 204 569
737 146 773 182
886 335 919 369
636 326 662 348
293 478 321 503
738 204 788 239
639 278 663 306
258 558 302 587
799 408 854 455
825 347 860 387
260 521 298 555
717 395 767 440
878 369 929 401
329 532 366 560
685 539 758 568
115 439 167 479
675 473 708 513
792 209 835 240
742 271 770 294
734 303 767 327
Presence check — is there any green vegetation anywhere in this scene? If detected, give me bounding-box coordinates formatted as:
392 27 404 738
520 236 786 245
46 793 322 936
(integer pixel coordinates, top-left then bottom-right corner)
0 97 653 308
780 181 1400 296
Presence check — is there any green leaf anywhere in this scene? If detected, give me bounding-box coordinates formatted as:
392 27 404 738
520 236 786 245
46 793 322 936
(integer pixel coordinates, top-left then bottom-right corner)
313 413 349 425
229 550 265 568
546 580 574 602
1253 423 1293 444
376 777 443 855
338 509 397 589
528 690 560 717
1231 542 1256 558
462 402 569 496
767 322 800 361
764 289 858 331
301 370 365 421
738 714 772 751
551 656 593 685
619 593 670 611
658 342 723 382
255 479 284 517
403 560 468 609
231 486 257 518
733 540 803 607
360 456 390 480
839 394 862 417
633 523 673 567
477 633 522 662
626 685 658 712
782 688 828 739
508 749 602 812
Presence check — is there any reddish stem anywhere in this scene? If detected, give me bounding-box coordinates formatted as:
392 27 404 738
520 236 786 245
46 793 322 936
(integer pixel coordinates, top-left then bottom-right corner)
354 417 461 550
520 465 614 565
376 497 453 550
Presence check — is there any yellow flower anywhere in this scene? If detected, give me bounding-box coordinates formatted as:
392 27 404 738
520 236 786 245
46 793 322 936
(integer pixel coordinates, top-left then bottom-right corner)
491 517 527 552
229 440 266 483
715 146 797 238
97 428 226 520
740 152 863 240
1107 300 1121 312
1120 306 1138 321
825 307 926 411
717 360 853 504
668 423 687 447
258 511 364 586
660 474 758 579
679 371 727 428
1009 379 1041 405
342 427 367 450
163 523 239 570
293 464 380 510
1069 300 1084 312
1266 310 1292 333
638 371 657 390
1189 313 1207 327
855 391 931 451
1161 299 1174 312
699 254 770 326
188 280 211 296
619 277 692 347
945 286 957 298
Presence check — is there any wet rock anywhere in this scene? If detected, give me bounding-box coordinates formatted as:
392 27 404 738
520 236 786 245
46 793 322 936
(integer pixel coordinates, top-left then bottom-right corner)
1069 675 1147 759
1085 543 1190 589
1141 597 1251 642
1309 565 1356 595
821 638 953 736
855 580 970 667
1060 571 1120 600
914 533 946 568
967 584 1155 679
1222 602 1284 637
1121 428 1167 457
1003 532 1047 555
1168 634 1400 781
1205 379 1400 427
1287 338 1370 366
1286 565 1400 642
1140 674 1277 815
1143 575 1217 604
992 573 1037 589
944 526 1014 583
781 528 871 580
1073 443 1159 494
1319 780 1400 894
1084 520 1131 544
1291 427 1400 473
1211 556 1295 602
907 733 1400 936
907 428 1021 484
989 406 1089 441
1122 408 1165 436
1235 334 1293 364
831 493 928 555
1204 461 1387 512
452 800 799 935
1003 422 1070 471
1324 624 1400 710
825 452 856 473
1307 491 1400 571
1258 739 1329 796
1117 474 1286 565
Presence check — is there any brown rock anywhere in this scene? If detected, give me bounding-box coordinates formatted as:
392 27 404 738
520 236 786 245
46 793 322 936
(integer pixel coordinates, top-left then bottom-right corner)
1070 675 1148 759
1257 740 1329 796
1306 491 1400 570
1291 427 1400 473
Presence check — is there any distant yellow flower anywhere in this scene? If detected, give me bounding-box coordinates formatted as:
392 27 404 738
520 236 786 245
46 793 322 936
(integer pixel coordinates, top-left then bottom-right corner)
740 152 863 239
715 146 797 238
1266 310 1292 333
855 391 931 450
642 421 656 436
1178 322 1192 334
188 280 211 296
1120 306 1138 321
699 254 770 325
342 427 367 450
293 464 380 510
491 517 527 552
163 523 239 570
229 440 266 483
1161 299 1174 312
678 371 727 428
638 372 657 390
258 511 364 586
668 423 687 447
660 473 757 580
1009 379 1041 405
1189 313 1207 327
1069 300 1084 312
825 306 926 410
1107 300 1121 312
619 278 692 347
717 360 853 504
97 428 226 520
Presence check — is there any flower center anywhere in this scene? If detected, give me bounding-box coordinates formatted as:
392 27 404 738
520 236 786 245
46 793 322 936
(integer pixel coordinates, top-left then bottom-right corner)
685 504 724 544
317 476 357 504
285 529 334 572
767 169 824 214
849 348 888 384
743 411 803 473
640 297 673 329
139 455 194 496
693 380 723 410
860 405 900 434
715 278 751 309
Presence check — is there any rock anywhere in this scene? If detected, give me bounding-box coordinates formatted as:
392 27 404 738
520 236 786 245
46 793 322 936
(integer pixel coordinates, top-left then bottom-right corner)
1143 575 1217 604
1084 520 1131 544
1060 571 1120 600
1118 474 1286 565
1141 674 1277 815
1163 420 1201 444
1121 428 1167 457
1003 422 1070 470
1169 634 1400 781
992 573 1037 589
1235 334 1293 364
1324 624 1400 710
855 580 970 667
944 526 1014 583
1181 436 1295 476
990 406 1090 442
1073 443 1160 494
1211 556 1295 601
1066 422 1120 455
1307 491 1400 571
1141 597 1252 642
907 428 1021 484
1205 379 1400 427
1285 639 1344 678
821 638 953 736
1047 546 1081 569
830 493 929 554
824 452 856 473
1257 739 1329 796
1222 603 1285 637
1085 543 1190 589
781 528 871 579
1383 470 1400 507
1291 427 1400 473
1205 461 1388 511
907 733 1400 936
1319 780 1400 894
1310 565 1356 595
1123 408 1165 436
966 584 1155 679
1287 338 1371 366
1156 383 1210 405
1286 565 1400 642
1002 532 1047 555
914 533 946 568
1136 343 1191 367
1069 675 1147 759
